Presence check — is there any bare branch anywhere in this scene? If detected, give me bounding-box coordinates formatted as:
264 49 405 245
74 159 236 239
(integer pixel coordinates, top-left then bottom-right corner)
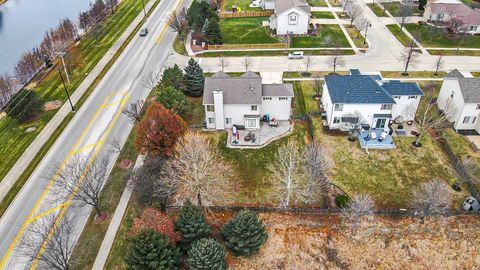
217 58 229 72
122 100 145 124
342 193 374 235
141 71 161 90
242 57 253 72
411 179 451 221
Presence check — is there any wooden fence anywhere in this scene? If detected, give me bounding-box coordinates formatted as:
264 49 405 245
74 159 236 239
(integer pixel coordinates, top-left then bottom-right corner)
207 43 287 50
218 10 273 18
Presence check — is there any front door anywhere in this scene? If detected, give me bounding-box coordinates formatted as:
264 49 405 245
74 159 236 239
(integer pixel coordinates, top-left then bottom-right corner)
375 118 386 129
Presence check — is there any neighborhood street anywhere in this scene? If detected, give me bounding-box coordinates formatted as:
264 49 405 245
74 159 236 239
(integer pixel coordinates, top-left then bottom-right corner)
0 0 190 268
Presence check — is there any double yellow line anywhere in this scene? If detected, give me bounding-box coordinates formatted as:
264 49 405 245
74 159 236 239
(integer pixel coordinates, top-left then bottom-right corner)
0 92 129 269
154 0 185 44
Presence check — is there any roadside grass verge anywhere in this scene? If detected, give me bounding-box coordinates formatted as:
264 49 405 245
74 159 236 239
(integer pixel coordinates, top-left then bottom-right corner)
172 34 188 56
405 23 480 48
220 17 280 44
197 49 355 57
428 49 480 56
472 72 480 77
383 2 423 16
307 0 328 7
312 11 335 19
345 25 369 48
283 71 349 78
381 71 447 78
386 24 414 47
291 25 350 48
0 0 149 183
367 3 387 17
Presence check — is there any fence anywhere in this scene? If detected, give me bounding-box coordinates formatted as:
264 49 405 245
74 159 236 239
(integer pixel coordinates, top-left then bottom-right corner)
206 42 287 50
218 10 273 18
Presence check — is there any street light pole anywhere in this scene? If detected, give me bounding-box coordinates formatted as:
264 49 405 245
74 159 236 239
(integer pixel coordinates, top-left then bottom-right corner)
363 22 371 45
58 52 70 85
57 68 75 112
141 0 146 17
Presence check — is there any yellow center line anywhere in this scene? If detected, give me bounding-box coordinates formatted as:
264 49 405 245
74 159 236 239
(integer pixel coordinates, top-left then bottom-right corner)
26 203 68 224
0 92 118 269
71 140 106 155
155 0 185 44
29 93 130 270
100 98 129 109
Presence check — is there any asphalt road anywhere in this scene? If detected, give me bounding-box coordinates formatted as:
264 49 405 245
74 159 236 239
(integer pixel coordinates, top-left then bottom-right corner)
0 0 190 268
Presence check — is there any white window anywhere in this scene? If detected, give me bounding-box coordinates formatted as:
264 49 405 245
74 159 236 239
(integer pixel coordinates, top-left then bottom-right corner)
393 96 401 99
334 104 343 111
246 118 257 128
476 104 480 110
279 97 288 100
462 116 476 124
469 25 477 31
437 14 444 20
289 14 297 24
225 117 232 124
208 117 215 124
251 105 258 111
408 96 417 99
263 97 272 101
333 117 341 124
206 105 215 112
381 104 392 110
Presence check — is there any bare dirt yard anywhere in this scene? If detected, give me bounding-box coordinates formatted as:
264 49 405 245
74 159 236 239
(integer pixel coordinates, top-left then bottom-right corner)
208 212 480 270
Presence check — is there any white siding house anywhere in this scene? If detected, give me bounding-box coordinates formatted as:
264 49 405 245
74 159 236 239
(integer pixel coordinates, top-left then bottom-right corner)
437 69 480 133
203 71 294 130
322 70 424 130
263 0 311 35
424 0 480 34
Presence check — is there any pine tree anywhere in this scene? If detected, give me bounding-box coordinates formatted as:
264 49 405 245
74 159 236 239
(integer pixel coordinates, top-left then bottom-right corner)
155 86 190 117
160 64 185 92
418 0 427 10
174 200 211 250
221 209 268 256
184 58 205 97
125 229 180 270
187 238 227 270
205 17 222 45
201 18 209 34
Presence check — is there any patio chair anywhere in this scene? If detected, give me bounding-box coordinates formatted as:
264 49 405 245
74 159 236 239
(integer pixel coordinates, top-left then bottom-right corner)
379 131 388 142
370 131 377 140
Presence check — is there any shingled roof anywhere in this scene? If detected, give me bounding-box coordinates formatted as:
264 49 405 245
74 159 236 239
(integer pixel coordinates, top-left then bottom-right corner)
382 81 424 96
274 0 311 14
324 75 396 104
458 78 480 104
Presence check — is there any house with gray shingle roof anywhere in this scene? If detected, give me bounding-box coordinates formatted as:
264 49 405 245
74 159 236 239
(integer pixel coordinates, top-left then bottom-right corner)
424 0 480 34
203 71 294 130
438 69 480 133
262 0 311 35
322 69 423 130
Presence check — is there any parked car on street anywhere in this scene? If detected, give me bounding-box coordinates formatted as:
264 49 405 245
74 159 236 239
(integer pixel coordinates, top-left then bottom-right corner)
462 196 480 211
139 28 148 37
288 51 304 59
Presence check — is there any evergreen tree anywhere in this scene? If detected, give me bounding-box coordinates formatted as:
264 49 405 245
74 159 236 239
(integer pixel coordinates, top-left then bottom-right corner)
187 238 227 270
160 64 185 92
5 89 43 122
184 58 205 97
418 0 427 10
206 17 222 45
221 209 268 256
201 18 210 34
187 0 215 32
155 86 190 117
174 200 211 250
125 229 180 270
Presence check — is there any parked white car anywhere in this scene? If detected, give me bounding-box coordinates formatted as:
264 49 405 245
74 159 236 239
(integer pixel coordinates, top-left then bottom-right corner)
462 196 480 211
288 51 304 59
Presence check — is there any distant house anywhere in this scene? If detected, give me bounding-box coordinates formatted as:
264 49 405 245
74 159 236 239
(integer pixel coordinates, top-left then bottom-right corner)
322 69 424 130
424 0 480 34
437 69 480 133
262 0 311 35
203 71 294 130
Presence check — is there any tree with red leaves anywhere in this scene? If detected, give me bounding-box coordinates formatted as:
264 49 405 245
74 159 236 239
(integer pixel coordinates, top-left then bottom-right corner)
129 208 181 243
135 102 186 157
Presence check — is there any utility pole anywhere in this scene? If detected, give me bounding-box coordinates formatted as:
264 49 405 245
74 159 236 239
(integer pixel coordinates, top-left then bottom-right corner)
141 0 146 17
57 68 75 111
58 52 70 85
363 21 371 45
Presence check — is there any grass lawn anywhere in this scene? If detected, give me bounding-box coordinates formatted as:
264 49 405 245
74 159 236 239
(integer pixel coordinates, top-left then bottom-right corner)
386 24 414 47
220 17 280 44
307 0 328 7
328 0 343 7
381 71 447 78
291 25 350 48
0 0 150 184
198 49 356 57
222 0 262 11
383 2 424 16
405 23 480 48
293 81 321 115
472 72 480 77
367 3 388 17
172 34 187 56
428 49 480 56
345 25 369 48
312 11 335 19
461 0 480 8
184 96 205 125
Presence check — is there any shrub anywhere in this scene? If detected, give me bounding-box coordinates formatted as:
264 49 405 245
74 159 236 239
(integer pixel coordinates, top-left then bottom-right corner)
155 86 190 117
160 64 185 92
335 194 350 208
5 89 43 122
129 208 181 243
221 209 267 256
174 200 212 250
187 238 227 270
125 229 180 270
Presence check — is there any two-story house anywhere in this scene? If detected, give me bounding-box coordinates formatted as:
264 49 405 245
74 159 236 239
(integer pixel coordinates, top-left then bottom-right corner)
263 0 311 35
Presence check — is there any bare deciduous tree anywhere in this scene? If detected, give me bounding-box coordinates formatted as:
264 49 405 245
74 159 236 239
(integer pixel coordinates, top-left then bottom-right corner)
302 142 330 197
141 71 161 90
400 39 418 76
355 18 369 39
18 214 75 270
342 111 365 141
168 9 188 43
327 47 345 74
122 100 145 124
411 179 451 222
242 56 253 72
165 131 232 206
399 3 413 29
217 58 229 72
433 54 445 76
303 54 314 74
52 154 112 218
342 193 374 235
346 4 363 27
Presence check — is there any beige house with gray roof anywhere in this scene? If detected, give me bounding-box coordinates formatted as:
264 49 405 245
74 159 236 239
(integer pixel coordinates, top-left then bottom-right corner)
203 71 294 130
263 0 311 35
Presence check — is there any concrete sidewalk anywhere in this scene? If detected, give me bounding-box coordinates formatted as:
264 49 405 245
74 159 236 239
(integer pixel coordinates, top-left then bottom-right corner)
0 0 156 203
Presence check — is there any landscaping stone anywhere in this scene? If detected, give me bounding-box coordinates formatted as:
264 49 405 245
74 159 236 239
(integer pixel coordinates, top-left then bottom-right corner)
119 159 132 169
43 100 63 111
25 127 37 133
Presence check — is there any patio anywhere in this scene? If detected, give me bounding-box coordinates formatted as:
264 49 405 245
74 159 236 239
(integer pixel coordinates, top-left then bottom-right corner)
358 129 396 149
389 122 419 137
227 120 293 148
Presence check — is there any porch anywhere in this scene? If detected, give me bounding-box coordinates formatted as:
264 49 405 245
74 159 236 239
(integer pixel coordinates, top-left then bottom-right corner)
358 129 396 149
227 120 293 149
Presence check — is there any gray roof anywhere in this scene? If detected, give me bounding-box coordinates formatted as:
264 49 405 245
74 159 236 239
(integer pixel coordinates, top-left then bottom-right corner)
324 75 396 104
262 84 294 97
203 72 294 105
446 69 464 78
458 78 480 103
274 0 311 14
